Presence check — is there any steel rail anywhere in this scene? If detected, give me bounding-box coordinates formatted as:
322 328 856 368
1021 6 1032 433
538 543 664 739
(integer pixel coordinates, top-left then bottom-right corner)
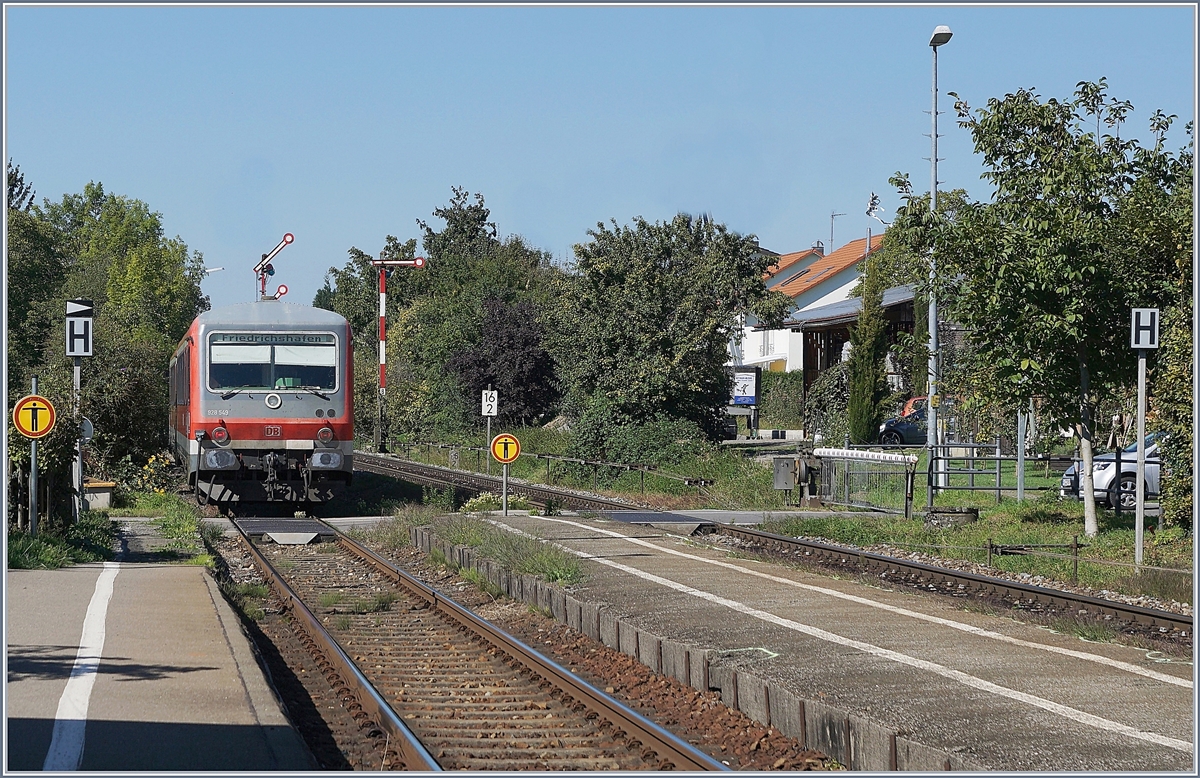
331 528 729 772
714 524 1192 634
355 452 637 511
233 529 442 771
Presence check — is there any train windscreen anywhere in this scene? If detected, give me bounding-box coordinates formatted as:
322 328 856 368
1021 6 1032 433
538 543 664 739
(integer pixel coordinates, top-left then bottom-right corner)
208 333 338 391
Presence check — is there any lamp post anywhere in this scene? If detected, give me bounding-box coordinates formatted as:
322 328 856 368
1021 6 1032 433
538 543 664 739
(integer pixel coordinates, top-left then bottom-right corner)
927 25 952 505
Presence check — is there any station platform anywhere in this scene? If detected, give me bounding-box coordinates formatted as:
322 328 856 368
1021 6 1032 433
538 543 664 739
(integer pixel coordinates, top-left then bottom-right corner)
5 518 314 771
468 512 1194 772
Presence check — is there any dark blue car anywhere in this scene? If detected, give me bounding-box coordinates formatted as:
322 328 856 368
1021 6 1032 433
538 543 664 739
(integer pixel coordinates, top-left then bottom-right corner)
878 406 927 446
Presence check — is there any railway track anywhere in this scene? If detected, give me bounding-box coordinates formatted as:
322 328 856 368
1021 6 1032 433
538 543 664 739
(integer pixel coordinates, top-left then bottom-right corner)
234 521 726 771
355 452 637 512
712 524 1193 636
352 452 1191 638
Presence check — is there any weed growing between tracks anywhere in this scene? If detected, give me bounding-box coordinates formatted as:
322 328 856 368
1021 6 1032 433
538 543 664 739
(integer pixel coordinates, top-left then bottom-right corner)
223 581 270 621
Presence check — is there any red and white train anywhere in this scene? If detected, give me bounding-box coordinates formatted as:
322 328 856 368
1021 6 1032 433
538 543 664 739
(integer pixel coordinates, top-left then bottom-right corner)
169 300 354 505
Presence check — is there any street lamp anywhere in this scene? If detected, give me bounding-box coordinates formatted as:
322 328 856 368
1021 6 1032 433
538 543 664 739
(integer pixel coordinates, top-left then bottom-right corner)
927 25 952 504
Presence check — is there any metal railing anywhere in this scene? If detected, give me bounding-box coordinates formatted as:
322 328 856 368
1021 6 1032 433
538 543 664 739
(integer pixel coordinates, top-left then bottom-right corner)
814 447 919 518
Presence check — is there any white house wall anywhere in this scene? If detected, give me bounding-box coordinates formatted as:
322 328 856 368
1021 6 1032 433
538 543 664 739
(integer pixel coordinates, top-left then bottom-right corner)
790 268 860 312
726 261 864 374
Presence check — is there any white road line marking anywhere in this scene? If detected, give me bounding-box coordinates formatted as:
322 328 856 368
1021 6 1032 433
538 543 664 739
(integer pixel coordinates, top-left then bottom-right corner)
490 519 1193 752
521 517 1192 688
42 562 120 771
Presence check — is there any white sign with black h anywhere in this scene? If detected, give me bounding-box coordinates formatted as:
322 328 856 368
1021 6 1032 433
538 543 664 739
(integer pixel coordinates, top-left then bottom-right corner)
481 389 498 417
1130 308 1159 350
65 299 94 357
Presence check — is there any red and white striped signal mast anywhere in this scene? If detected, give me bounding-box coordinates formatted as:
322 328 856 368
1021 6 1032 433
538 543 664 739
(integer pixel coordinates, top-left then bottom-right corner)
370 251 426 452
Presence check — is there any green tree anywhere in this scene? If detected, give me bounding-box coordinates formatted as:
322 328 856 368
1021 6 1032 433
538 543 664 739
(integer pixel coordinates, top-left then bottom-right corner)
875 183 971 400
7 181 209 498
846 251 889 443
445 296 559 427
313 236 420 345
889 81 1188 536
547 213 791 444
7 159 35 211
6 208 65 390
317 189 559 443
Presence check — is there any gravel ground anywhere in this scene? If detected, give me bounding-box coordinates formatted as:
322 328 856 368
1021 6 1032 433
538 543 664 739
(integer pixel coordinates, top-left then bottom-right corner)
207 532 839 770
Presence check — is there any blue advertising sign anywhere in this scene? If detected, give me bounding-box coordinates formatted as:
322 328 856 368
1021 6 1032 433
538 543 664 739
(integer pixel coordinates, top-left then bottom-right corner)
730 366 761 406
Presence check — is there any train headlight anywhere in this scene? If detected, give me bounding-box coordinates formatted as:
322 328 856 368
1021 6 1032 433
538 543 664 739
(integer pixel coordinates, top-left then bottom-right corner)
211 425 230 445
316 426 335 444
309 451 343 469
204 449 240 470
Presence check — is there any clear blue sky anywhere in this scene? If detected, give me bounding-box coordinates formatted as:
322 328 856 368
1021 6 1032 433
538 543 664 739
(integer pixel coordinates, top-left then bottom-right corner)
5 3 1195 309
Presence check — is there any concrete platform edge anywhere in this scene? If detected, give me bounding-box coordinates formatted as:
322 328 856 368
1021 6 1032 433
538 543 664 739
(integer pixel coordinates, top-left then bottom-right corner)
203 571 319 769
408 525 982 771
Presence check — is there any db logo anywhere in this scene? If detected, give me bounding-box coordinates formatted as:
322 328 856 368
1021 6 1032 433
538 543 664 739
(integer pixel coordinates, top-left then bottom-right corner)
264 425 283 438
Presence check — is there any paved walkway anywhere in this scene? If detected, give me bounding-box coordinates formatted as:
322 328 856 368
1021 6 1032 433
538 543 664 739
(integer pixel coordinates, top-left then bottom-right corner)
5 518 314 771
476 512 1194 772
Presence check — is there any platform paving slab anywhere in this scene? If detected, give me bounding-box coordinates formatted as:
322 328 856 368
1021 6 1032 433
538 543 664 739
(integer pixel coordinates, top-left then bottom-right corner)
5 518 315 772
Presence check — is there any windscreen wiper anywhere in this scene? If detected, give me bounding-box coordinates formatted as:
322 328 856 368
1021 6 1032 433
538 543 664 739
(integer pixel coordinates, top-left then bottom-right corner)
220 388 245 400
298 385 331 400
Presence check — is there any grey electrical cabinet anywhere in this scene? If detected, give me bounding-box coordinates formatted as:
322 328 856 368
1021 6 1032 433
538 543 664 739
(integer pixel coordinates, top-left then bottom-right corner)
773 457 796 490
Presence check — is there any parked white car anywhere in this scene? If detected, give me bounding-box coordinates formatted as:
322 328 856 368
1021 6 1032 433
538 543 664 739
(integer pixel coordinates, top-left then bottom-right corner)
1059 433 1163 509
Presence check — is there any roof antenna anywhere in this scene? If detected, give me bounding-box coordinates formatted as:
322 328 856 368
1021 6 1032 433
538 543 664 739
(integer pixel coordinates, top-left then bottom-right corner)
830 210 846 250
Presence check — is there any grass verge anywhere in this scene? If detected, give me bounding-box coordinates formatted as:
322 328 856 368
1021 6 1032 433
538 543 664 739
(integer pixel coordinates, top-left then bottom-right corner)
7 511 118 569
437 514 583 584
765 492 1193 604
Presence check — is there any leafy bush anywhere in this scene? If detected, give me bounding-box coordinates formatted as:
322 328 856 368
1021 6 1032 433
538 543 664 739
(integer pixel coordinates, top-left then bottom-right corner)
460 492 532 513
133 451 180 495
804 362 849 445
570 396 709 466
1154 303 1192 530
422 486 457 512
758 371 805 429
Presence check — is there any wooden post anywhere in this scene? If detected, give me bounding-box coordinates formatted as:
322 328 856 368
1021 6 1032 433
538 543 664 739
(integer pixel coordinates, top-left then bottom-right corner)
987 537 992 567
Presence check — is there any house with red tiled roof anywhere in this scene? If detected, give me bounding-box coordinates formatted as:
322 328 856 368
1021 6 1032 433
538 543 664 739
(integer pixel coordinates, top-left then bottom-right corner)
729 234 883 374
764 245 824 290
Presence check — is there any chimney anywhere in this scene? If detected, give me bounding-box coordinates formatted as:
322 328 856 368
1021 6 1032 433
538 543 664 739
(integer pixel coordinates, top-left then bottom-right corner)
811 240 824 256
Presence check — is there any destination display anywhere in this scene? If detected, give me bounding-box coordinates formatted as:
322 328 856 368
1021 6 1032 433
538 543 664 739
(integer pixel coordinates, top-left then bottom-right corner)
210 332 336 344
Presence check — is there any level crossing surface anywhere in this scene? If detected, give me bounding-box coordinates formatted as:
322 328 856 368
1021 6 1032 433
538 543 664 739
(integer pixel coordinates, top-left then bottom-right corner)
474 512 1194 771
4 518 314 771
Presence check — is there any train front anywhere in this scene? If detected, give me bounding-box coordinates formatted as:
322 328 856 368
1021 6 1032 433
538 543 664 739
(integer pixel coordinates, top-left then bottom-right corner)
190 302 354 504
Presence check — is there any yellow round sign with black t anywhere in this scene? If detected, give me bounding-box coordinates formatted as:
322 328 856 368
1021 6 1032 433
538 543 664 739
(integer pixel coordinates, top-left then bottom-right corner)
490 433 521 464
13 394 56 439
